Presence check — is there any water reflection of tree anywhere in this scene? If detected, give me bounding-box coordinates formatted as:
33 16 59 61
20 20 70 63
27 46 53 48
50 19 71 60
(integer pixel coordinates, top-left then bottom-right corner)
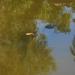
35 0 71 33
0 0 56 75
0 0 75 74
0 33 56 75
56 13 71 33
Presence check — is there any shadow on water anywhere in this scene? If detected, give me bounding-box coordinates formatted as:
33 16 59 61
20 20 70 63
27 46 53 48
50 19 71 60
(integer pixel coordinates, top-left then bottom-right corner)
70 35 75 61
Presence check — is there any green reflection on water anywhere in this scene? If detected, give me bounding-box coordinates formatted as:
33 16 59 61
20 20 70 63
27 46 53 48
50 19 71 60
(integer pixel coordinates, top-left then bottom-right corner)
0 0 57 75
0 0 75 75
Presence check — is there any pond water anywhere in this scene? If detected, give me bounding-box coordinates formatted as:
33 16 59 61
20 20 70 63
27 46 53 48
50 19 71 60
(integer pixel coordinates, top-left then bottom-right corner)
1 1 75 75
36 12 75 75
